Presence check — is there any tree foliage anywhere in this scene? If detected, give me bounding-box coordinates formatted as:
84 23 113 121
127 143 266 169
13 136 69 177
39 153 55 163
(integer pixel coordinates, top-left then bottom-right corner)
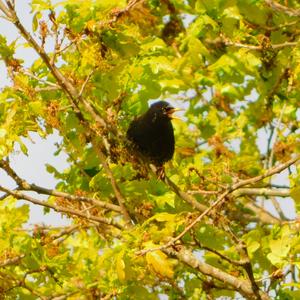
0 0 300 299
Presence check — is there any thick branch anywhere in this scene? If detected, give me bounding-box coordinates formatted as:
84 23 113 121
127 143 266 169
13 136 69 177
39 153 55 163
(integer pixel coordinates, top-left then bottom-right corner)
0 254 25 267
232 188 290 198
165 247 270 300
0 1 12 18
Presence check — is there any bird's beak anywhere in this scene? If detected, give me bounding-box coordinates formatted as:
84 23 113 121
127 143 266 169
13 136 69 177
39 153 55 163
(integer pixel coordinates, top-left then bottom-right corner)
167 107 184 120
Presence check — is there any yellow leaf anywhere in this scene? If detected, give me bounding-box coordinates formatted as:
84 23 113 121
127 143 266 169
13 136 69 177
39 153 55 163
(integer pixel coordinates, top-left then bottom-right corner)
291 187 300 203
146 250 174 279
86 20 96 32
116 251 126 281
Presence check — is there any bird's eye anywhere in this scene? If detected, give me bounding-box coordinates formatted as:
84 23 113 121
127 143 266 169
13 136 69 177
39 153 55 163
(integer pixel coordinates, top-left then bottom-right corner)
162 106 173 114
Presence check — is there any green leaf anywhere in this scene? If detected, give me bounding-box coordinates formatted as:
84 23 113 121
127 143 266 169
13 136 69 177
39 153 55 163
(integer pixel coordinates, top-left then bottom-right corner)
116 251 126 282
146 250 174 279
29 100 44 115
291 187 300 203
267 236 291 267
223 6 241 20
0 128 6 138
32 12 42 32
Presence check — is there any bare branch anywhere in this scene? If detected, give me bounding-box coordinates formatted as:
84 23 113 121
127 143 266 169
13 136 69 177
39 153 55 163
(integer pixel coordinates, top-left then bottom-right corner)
153 165 281 225
232 187 290 198
265 0 300 17
242 200 282 224
206 38 298 51
138 155 299 256
0 185 124 230
0 254 25 267
23 70 60 88
79 70 95 97
94 146 133 227
165 247 270 300
190 187 290 198
2 3 132 227
30 183 122 213
0 1 13 19
0 159 121 213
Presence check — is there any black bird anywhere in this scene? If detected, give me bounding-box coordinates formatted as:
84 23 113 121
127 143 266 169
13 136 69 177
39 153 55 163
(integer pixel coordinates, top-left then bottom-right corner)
127 101 180 167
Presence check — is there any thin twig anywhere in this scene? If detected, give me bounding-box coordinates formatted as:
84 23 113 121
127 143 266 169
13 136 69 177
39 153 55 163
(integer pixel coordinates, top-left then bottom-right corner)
94 146 133 227
268 103 286 168
206 39 298 51
0 0 134 228
0 185 124 230
0 159 121 213
265 0 300 17
23 70 60 88
137 155 299 256
79 70 95 96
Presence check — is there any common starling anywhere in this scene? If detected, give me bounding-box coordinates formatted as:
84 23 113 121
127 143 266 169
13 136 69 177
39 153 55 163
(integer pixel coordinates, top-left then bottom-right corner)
127 101 180 167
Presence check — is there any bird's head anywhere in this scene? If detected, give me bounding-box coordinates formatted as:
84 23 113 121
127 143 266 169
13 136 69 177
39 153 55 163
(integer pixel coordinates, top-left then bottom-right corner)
148 101 182 121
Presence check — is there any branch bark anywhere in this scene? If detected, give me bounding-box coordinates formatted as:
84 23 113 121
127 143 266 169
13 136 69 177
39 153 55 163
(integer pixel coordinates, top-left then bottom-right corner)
0 254 25 267
165 247 270 300
138 155 299 255
0 2 132 227
158 167 281 226
206 38 298 51
0 159 122 213
0 185 124 230
265 0 300 17
232 187 290 198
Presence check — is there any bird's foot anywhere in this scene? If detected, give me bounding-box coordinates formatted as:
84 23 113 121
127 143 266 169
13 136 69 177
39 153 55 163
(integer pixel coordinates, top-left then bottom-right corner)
156 166 165 180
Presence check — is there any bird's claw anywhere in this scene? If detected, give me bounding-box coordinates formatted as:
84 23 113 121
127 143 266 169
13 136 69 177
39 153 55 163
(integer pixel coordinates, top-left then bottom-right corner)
156 166 165 180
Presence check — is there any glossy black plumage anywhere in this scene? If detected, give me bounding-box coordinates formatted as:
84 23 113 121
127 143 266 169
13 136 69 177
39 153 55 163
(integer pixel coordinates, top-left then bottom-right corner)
127 101 176 166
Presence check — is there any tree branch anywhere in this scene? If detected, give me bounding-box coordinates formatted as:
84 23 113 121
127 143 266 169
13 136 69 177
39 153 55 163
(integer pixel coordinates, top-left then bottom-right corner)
97 0 145 28
0 3 132 226
242 200 281 224
206 38 298 51
0 159 122 213
0 185 124 230
0 254 25 267
138 155 299 255
232 187 290 198
23 69 60 88
94 146 133 227
165 247 270 300
154 165 281 226
0 1 12 19
265 0 300 17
